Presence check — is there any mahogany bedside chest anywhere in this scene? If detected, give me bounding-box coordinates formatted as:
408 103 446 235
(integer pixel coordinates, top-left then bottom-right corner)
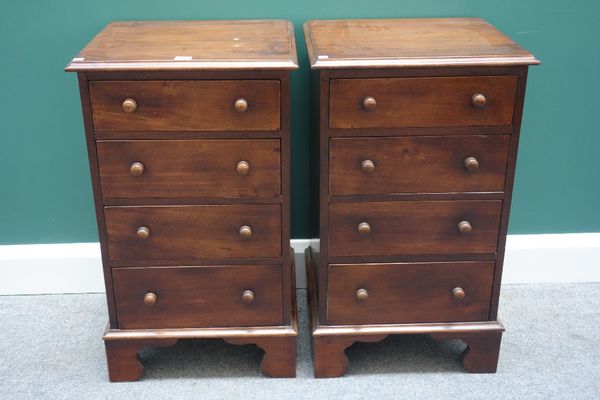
303 18 539 377
66 20 298 381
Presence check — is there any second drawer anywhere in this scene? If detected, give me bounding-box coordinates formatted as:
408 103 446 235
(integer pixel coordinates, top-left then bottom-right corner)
105 204 281 264
327 261 494 325
97 139 281 199
329 200 502 257
329 135 510 195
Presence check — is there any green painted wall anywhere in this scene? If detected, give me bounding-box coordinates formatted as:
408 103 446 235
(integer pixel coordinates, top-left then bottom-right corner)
1 1 598 244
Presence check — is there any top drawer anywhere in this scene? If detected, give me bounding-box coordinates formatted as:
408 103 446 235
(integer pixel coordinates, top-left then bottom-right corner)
89 80 281 132
329 76 517 129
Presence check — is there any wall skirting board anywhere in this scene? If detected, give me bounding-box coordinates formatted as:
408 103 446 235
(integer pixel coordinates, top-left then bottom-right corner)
1 233 599 295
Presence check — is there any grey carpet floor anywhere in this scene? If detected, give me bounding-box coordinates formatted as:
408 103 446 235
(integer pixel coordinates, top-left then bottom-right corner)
1 284 599 399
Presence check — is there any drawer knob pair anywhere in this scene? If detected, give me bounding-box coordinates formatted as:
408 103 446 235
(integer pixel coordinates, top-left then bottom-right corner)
122 98 138 113
123 97 250 113
144 290 255 307
359 221 470 236
362 93 485 111
471 93 487 108
362 96 377 111
137 225 252 240
234 98 249 113
130 160 251 177
452 287 466 301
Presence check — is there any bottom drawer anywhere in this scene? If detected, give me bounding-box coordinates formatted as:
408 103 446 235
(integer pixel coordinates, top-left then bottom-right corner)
327 261 494 325
113 265 283 329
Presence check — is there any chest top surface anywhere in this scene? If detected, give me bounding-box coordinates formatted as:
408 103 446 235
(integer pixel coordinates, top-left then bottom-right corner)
66 20 298 72
304 18 539 69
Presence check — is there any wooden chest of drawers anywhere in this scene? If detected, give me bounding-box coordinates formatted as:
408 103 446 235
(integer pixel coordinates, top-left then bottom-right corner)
66 20 298 381
304 18 539 377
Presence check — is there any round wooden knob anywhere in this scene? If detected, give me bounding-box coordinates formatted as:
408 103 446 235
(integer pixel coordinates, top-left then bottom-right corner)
458 221 472 235
136 226 150 240
144 292 157 307
452 287 466 301
464 157 479 171
242 289 255 304
362 96 377 111
471 93 487 108
356 288 368 301
358 222 371 236
130 162 145 176
239 225 252 239
236 160 250 176
234 98 248 113
122 98 137 113
361 160 375 173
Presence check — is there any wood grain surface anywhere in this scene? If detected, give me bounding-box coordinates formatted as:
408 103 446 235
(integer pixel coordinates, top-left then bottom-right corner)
97 139 281 199
329 135 510 195
112 265 283 329
329 76 517 129
328 200 502 257
304 18 539 69
327 261 494 324
105 204 281 264
89 80 280 132
66 20 298 71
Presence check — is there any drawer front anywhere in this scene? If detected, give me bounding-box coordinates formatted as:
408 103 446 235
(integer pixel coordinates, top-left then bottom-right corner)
98 139 281 199
329 200 502 257
89 80 280 132
105 205 281 264
327 261 494 325
329 76 517 129
113 265 283 329
329 135 510 195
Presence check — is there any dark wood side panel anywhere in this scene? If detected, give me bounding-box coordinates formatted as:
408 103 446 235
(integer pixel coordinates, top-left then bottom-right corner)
97 139 281 199
329 76 517 129
105 204 281 264
328 200 502 257
77 73 119 328
327 261 494 325
89 80 281 132
113 265 283 329
489 66 530 319
279 73 292 324
329 135 510 195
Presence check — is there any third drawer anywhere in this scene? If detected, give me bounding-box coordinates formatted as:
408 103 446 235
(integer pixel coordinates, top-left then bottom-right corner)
328 200 502 257
105 204 281 265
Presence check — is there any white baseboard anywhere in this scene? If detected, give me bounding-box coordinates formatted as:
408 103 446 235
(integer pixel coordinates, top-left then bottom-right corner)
0 243 104 295
502 233 600 283
1 234 599 295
